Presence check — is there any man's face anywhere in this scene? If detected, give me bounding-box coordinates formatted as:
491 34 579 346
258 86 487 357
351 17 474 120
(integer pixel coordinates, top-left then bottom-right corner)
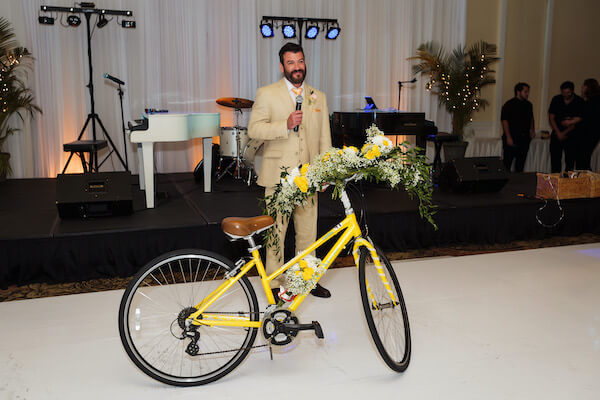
561 88 574 101
280 51 306 85
517 86 530 100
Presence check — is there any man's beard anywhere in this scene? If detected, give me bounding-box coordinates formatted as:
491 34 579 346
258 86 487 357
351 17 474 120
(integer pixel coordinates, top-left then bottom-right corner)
284 67 306 85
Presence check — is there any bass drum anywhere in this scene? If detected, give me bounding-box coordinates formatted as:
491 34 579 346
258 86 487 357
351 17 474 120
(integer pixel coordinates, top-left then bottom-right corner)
219 127 249 158
242 140 264 178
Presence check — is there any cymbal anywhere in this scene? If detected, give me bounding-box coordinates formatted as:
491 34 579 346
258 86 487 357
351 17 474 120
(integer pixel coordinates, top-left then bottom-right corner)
216 97 254 109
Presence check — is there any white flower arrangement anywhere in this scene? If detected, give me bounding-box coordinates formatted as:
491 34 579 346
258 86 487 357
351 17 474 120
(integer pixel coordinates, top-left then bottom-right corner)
264 124 436 250
277 255 325 301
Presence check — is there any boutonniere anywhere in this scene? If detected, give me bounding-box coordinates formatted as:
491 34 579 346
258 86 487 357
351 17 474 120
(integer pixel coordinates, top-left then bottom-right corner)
307 90 317 106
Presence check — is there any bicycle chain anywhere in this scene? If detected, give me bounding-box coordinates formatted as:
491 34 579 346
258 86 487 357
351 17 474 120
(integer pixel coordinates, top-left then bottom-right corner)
190 310 269 356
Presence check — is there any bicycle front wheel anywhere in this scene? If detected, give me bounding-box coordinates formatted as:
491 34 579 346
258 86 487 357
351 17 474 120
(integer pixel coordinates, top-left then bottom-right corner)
118 249 259 386
358 245 411 372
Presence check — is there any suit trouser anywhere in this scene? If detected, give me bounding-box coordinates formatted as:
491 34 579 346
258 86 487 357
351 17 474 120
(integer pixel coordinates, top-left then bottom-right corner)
264 186 318 288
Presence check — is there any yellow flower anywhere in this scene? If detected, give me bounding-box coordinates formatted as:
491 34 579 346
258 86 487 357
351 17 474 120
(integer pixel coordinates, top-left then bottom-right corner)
295 270 301 276
300 163 309 176
322 152 331 162
383 138 392 147
294 176 309 193
365 145 381 160
349 146 358 153
337 149 343 155
361 144 370 153
302 267 315 281
299 260 308 268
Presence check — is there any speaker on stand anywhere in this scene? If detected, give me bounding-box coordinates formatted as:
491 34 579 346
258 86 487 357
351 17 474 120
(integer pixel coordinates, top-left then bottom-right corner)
440 157 509 193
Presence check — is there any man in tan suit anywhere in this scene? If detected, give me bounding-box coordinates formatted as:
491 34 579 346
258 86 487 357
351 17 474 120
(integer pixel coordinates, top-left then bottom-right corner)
248 43 332 298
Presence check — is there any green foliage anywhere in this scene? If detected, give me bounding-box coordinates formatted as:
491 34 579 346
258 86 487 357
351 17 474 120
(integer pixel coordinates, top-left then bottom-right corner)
0 17 42 176
409 41 498 137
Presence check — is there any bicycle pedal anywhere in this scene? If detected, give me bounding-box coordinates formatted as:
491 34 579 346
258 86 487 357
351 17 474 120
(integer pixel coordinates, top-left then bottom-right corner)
312 321 324 339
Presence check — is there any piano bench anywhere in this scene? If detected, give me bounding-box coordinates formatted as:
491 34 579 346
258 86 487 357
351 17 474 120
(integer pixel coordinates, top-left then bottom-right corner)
62 140 108 173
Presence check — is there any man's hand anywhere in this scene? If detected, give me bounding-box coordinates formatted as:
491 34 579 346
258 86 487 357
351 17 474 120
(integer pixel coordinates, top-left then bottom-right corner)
287 110 303 130
556 130 567 141
506 135 514 146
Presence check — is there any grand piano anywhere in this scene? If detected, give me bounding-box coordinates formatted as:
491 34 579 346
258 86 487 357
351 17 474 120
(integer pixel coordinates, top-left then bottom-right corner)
331 111 437 148
129 112 220 208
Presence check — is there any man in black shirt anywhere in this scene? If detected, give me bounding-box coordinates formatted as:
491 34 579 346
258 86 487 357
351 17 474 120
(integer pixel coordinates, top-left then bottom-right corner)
501 82 535 172
548 81 585 172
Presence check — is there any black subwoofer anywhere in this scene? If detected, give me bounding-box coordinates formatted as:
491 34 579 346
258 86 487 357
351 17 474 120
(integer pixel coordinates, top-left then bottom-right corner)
56 172 133 218
440 157 509 193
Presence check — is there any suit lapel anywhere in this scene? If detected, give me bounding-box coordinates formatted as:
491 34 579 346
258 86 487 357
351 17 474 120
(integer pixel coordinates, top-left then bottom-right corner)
277 79 295 111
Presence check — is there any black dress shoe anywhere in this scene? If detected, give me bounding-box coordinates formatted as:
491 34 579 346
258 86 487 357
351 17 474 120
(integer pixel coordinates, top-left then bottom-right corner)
310 283 331 298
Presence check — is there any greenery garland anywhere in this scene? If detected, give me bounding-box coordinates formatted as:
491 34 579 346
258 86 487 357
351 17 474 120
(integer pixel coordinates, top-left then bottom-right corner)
264 124 437 250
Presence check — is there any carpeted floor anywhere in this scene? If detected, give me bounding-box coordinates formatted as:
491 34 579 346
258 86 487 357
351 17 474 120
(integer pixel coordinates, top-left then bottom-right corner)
2 233 599 302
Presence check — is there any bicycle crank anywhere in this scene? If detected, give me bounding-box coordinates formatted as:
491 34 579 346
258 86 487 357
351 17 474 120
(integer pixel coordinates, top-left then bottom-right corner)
262 308 324 346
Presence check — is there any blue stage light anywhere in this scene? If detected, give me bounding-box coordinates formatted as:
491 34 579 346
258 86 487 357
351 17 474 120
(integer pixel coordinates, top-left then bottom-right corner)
260 22 274 38
305 25 319 39
326 26 340 40
282 23 296 38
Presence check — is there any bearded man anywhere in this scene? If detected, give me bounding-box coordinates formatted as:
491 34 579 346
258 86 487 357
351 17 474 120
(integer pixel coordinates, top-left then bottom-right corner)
248 42 332 298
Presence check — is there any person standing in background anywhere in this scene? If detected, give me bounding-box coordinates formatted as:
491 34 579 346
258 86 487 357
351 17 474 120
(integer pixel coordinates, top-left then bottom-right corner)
501 82 535 172
577 78 600 171
548 81 585 172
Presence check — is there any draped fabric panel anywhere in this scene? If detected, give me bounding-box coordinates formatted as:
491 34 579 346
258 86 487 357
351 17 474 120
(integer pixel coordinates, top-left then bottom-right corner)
3 0 465 178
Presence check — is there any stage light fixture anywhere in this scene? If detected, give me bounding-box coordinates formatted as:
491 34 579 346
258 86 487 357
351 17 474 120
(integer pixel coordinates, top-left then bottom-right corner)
305 24 319 39
67 15 81 27
38 16 55 25
326 23 340 40
96 15 108 28
260 21 274 38
282 22 296 38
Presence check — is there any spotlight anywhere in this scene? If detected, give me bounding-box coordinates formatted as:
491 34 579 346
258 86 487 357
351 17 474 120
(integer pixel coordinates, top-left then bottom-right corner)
305 24 319 39
67 15 81 27
282 22 296 38
38 16 55 25
326 24 340 40
260 21 274 38
96 15 108 28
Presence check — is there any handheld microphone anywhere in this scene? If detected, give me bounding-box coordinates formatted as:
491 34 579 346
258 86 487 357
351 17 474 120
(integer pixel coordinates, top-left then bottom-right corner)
294 95 303 132
104 73 125 86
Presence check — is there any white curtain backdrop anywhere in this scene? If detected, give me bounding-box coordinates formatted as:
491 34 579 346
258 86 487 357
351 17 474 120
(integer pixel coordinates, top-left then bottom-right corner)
3 0 466 178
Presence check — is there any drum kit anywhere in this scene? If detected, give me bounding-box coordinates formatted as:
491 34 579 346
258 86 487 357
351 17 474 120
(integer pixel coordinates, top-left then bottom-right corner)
215 97 263 185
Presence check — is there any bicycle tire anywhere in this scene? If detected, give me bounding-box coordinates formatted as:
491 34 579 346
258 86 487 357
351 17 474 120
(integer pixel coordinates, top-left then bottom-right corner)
118 249 259 386
358 245 411 372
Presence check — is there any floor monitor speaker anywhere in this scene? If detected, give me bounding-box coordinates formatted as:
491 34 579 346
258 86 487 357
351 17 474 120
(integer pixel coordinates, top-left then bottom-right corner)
56 172 133 218
440 157 509 193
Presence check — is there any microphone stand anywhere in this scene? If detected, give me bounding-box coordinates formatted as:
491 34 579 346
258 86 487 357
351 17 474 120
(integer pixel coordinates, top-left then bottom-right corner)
397 78 417 110
116 83 129 171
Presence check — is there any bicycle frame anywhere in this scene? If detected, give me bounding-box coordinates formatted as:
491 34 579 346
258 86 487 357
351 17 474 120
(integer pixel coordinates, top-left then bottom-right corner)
186 189 395 329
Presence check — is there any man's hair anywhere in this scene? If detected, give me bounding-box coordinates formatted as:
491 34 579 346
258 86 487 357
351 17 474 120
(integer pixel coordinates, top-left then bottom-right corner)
560 81 574 91
514 82 530 96
279 42 304 65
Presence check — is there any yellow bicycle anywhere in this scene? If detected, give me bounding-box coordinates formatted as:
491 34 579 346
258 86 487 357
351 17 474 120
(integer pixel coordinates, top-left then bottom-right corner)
118 178 411 386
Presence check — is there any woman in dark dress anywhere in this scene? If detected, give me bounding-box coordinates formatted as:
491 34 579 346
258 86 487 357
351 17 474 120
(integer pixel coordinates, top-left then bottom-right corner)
578 79 600 171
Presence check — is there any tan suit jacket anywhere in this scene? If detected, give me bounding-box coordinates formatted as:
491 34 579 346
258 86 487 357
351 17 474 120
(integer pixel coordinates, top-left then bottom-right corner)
248 79 332 187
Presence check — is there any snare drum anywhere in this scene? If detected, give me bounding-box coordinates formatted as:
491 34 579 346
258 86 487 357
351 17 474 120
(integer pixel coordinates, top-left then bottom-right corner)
242 139 264 175
219 127 249 158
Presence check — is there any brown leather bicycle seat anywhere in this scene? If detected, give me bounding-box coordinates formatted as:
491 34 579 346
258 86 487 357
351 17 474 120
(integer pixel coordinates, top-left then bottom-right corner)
221 215 275 237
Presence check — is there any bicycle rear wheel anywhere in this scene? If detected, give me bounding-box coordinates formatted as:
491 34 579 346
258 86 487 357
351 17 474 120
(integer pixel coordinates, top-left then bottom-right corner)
358 245 411 372
118 249 259 386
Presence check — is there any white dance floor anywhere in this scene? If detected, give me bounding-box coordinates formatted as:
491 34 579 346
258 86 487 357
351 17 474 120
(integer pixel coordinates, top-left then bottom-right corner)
1 243 600 399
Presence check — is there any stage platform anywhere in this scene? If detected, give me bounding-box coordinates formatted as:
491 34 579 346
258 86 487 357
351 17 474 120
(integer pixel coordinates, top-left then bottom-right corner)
1 172 600 288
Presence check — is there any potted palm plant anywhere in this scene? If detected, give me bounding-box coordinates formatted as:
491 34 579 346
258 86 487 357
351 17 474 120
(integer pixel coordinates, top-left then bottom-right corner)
409 41 498 160
0 17 42 180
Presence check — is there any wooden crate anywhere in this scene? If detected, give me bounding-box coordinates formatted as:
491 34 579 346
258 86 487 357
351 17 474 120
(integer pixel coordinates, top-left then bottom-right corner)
580 171 600 198
536 172 590 199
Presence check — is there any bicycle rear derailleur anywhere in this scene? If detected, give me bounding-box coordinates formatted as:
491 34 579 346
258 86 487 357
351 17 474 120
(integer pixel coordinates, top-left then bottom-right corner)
262 307 324 346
